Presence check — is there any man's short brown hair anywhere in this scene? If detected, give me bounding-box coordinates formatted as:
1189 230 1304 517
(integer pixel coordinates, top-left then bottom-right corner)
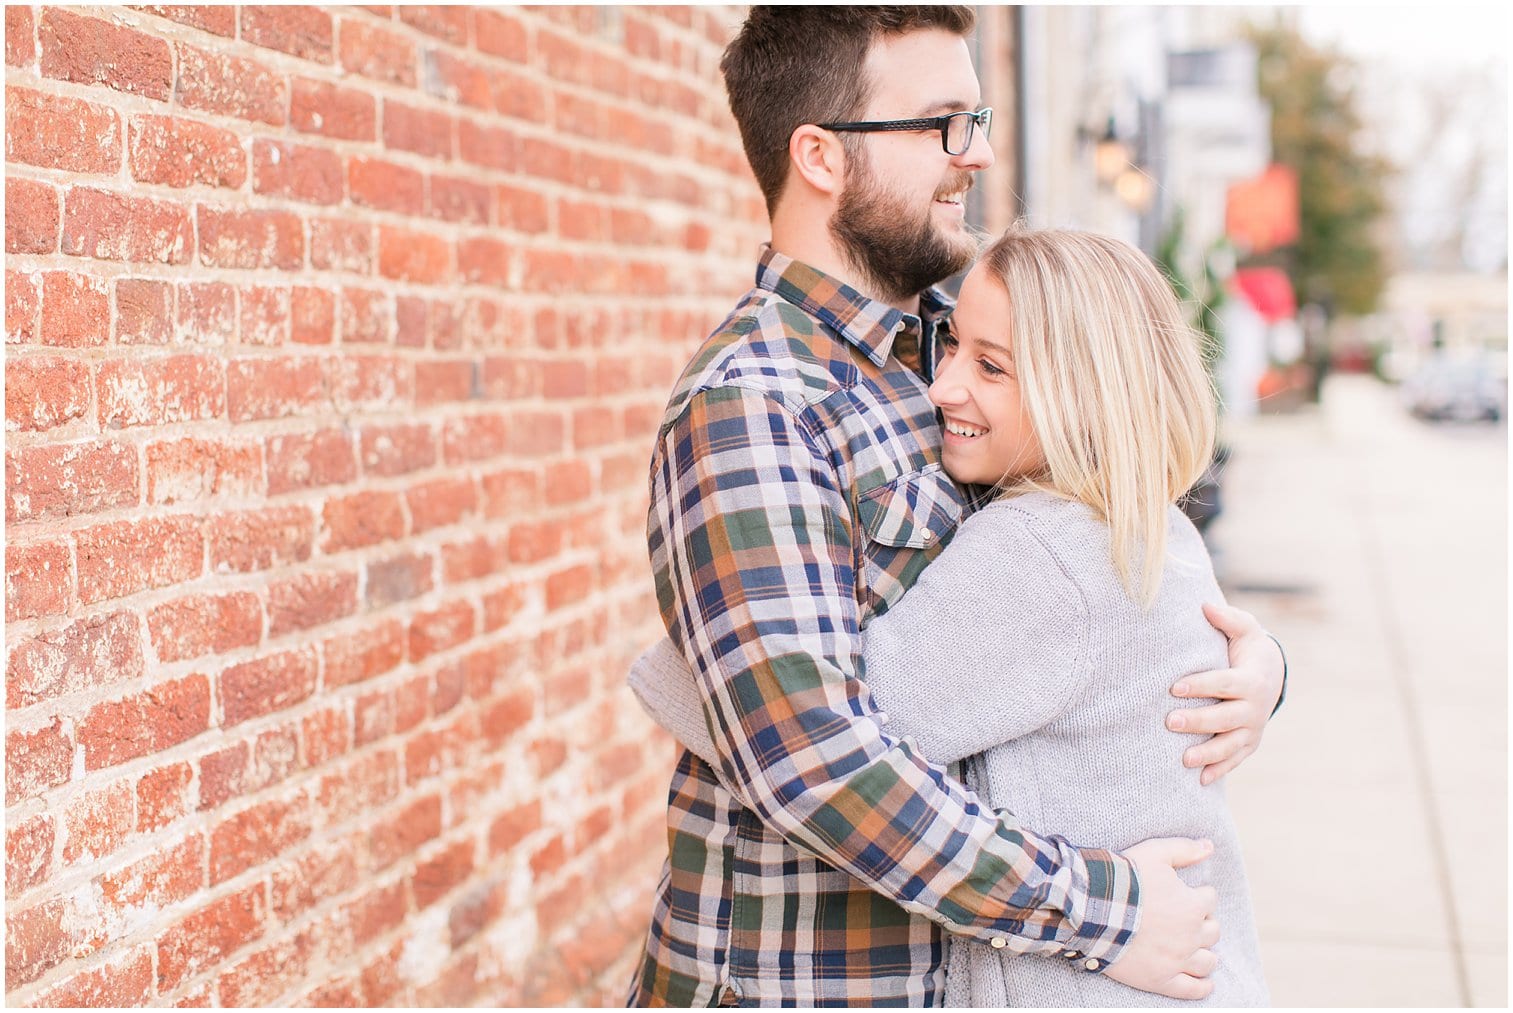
720 6 976 216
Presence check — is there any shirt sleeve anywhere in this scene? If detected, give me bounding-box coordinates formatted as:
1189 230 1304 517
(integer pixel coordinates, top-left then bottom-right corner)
650 385 1139 962
862 503 1093 765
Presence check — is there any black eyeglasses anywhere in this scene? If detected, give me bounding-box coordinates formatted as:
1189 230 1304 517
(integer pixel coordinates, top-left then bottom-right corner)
817 108 993 156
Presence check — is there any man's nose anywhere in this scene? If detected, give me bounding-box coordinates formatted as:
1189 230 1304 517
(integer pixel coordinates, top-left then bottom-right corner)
953 123 995 172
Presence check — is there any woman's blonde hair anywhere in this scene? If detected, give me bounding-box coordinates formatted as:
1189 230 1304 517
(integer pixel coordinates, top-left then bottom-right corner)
980 225 1217 606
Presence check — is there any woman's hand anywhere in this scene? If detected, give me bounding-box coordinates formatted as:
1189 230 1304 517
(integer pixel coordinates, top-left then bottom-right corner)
1103 837 1221 999
1166 603 1286 785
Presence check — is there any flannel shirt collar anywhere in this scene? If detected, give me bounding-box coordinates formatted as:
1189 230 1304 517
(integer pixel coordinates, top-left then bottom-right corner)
754 245 954 369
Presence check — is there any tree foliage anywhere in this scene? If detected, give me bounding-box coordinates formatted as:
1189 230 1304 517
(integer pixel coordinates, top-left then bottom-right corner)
1247 18 1393 316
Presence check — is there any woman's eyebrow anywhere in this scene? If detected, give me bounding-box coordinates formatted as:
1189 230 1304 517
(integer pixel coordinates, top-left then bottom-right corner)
963 334 1012 358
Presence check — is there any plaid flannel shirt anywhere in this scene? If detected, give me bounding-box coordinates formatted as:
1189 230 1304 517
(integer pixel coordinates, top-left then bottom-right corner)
628 248 1140 1007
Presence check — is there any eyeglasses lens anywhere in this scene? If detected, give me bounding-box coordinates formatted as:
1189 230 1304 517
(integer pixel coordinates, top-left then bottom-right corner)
945 110 991 155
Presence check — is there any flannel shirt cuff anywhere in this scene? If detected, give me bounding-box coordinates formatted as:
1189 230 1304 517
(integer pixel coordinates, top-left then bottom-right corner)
1058 846 1140 973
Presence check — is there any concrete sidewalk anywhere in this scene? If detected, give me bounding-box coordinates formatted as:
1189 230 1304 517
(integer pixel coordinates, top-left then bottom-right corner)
1213 375 1508 1007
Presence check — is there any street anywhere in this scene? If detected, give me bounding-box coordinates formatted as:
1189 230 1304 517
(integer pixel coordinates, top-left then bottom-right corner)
1215 374 1508 1006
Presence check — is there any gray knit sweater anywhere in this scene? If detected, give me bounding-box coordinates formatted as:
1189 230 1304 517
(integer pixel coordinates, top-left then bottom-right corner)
629 491 1268 1007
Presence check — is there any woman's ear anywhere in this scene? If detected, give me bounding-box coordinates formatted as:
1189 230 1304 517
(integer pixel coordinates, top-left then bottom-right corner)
788 124 847 196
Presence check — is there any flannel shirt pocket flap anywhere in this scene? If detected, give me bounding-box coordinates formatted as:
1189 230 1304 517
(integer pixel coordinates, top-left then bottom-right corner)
857 465 965 549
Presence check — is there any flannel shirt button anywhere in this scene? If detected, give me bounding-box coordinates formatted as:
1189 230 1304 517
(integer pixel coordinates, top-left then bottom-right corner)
1060 950 1081 960
1083 957 1105 972
923 528 936 542
989 937 1007 949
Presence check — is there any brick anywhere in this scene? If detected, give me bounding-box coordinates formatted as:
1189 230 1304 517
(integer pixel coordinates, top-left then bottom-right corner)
218 929 314 1007
347 156 424 214
432 658 467 714
458 119 517 171
220 648 319 726
545 458 593 506
316 749 399 826
40 9 173 99
5 719 73 806
321 490 405 552
198 206 303 270
303 976 364 1008
337 289 391 345
135 5 236 36
6 269 41 344
408 600 474 662
412 838 473 909
383 99 452 159
176 281 237 344
226 354 324 421
253 139 344 205
40 271 110 347
440 534 508 585
5 86 121 173
399 5 468 44
424 49 491 109
6 356 88 433
34 944 154 1008
6 812 53 896
137 761 194 832
6 897 95 988
210 792 313 889
197 742 248 812
5 610 143 713
207 505 315 573
78 674 211 772
62 188 193 264
129 114 248 189
147 592 262 664
157 883 268 991
146 437 263 505
267 569 358 636
427 174 491 225
406 476 476 533
353 689 393 746
395 295 427 346
266 429 356 496
360 422 435 477
415 359 474 405
6 177 59 254
5 540 71 621
115 278 173 344
475 9 527 61
487 798 541 853
100 833 205 915
61 778 133 865
371 793 441 869
241 6 334 62
301 705 349 767
393 675 429 733
441 413 508 464
6 439 139 523
97 354 225 428
364 551 434 610
237 284 288 345
6 5 34 66
547 564 595 610
338 18 416 87
345 877 406 946
73 515 200 604
291 77 375 140
176 43 287 125
457 236 512 286
271 832 364 918
310 218 372 272
497 183 550 233
378 226 450 283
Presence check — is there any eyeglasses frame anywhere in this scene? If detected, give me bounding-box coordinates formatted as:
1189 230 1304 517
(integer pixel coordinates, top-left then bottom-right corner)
816 108 993 156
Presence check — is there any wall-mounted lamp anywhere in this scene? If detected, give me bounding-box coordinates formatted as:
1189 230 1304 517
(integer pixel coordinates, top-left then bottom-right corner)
1082 115 1154 214
1092 117 1129 186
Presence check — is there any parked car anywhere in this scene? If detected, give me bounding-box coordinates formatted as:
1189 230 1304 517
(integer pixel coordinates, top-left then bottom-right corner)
1400 352 1508 422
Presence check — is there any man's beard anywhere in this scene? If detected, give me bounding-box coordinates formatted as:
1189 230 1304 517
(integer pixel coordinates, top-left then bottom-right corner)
830 157 977 305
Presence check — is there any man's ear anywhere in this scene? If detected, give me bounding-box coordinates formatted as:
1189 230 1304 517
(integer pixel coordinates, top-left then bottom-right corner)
788 124 847 196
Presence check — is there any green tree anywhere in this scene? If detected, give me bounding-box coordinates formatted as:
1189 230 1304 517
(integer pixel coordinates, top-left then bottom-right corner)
1247 18 1392 316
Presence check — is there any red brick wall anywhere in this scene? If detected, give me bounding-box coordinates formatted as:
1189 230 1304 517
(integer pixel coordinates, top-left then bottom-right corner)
4 5 765 1005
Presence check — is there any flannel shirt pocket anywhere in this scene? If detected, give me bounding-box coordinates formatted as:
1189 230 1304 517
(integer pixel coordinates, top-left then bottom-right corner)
857 464 965 613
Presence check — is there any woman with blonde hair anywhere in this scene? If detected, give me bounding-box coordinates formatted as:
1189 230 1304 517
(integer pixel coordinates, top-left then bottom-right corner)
630 225 1268 1006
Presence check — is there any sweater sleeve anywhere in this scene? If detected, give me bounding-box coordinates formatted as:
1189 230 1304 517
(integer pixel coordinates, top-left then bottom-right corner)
629 502 1094 773
860 502 1093 765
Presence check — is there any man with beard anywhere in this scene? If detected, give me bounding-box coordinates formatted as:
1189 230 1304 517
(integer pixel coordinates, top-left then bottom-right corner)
627 8 1286 1007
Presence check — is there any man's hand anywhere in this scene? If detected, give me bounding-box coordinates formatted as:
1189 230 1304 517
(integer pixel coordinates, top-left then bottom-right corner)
1167 603 1285 785
1103 837 1220 1000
